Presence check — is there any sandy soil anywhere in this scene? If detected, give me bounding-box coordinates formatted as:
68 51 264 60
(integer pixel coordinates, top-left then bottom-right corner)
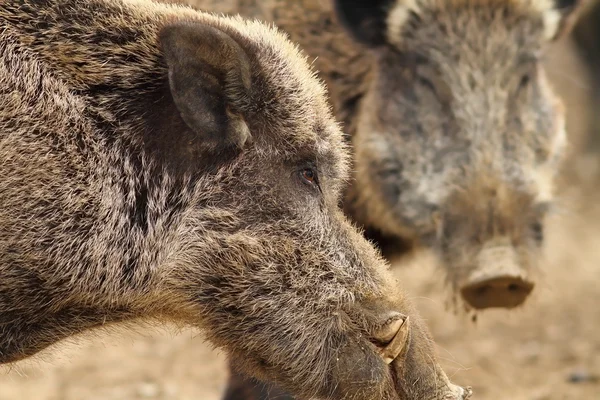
1 15 599 400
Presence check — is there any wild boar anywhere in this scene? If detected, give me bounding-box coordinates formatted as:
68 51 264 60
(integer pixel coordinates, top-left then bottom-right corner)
336 0 582 311
0 0 471 399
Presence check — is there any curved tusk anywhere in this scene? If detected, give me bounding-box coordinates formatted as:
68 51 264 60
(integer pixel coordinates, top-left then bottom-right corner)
378 316 410 364
376 315 405 344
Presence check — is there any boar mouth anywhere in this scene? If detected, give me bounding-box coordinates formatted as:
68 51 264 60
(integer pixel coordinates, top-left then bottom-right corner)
372 315 473 400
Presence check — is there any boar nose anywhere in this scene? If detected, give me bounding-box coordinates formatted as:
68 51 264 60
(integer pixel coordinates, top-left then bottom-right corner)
371 312 410 364
460 245 534 309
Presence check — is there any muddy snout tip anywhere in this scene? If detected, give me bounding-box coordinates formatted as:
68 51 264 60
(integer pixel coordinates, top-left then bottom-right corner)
461 275 534 309
372 313 410 364
463 244 535 309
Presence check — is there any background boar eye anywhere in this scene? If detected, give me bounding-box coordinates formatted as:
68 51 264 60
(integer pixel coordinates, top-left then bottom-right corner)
414 64 452 103
300 168 319 186
519 73 531 91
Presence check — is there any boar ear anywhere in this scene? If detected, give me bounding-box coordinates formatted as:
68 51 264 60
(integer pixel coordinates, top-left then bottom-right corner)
540 0 584 41
159 22 252 151
333 0 398 47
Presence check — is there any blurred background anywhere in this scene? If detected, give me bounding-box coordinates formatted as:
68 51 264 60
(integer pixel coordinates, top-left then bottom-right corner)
1 1 599 399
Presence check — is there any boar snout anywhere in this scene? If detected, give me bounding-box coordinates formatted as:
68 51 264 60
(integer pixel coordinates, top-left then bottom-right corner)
460 245 534 309
346 304 471 400
325 309 412 399
387 311 473 400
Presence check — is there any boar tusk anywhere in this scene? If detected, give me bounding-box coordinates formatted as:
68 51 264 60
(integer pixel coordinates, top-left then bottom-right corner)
378 316 410 364
377 316 405 344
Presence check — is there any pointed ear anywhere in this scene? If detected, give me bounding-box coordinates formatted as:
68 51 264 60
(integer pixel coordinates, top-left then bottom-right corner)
333 0 397 47
539 0 584 41
159 22 252 151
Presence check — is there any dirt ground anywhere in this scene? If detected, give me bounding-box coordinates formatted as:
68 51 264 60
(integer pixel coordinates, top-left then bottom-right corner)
1 20 599 400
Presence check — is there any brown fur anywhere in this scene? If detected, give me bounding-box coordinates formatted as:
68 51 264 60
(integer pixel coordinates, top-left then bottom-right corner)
0 0 469 399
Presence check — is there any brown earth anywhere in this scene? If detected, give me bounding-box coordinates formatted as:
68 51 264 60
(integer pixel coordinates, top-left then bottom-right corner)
1 30 599 400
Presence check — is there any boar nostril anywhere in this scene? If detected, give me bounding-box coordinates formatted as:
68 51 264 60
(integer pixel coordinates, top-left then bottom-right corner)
508 283 520 292
373 314 410 364
475 285 490 295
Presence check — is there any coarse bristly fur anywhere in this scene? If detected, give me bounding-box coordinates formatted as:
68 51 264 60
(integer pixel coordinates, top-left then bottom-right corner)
0 0 470 399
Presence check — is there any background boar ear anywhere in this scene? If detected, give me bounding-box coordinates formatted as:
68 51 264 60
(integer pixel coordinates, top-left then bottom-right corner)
541 0 583 40
333 0 397 47
159 22 252 151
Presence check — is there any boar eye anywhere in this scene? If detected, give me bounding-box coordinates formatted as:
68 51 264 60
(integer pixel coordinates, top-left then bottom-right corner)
300 167 319 187
417 75 436 93
515 58 537 94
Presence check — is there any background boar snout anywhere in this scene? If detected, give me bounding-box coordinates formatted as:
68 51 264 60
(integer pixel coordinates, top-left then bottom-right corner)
461 244 534 309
